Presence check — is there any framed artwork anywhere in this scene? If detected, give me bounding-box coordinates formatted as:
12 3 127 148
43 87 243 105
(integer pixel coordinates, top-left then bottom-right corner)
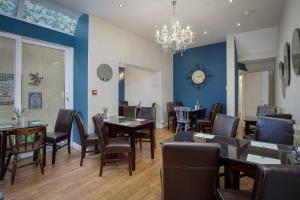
29 92 42 109
0 73 14 105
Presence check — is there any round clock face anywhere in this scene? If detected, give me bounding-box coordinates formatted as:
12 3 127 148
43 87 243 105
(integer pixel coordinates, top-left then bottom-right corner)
192 70 206 84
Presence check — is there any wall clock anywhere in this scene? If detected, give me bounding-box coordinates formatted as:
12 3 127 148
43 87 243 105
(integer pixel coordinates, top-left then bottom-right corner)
186 65 211 89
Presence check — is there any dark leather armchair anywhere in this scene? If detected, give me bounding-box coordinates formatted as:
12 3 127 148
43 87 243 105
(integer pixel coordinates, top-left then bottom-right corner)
93 114 132 176
265 113 293 119
46 109 75 164
255 117 295 145
212 114 240 137
136 107 156 148
196 103 222 132
122 106 137 117
73 112 99 166
119 101 128 106
161 142 220 200
167 102 176 132
257 105 276 117
217 165 300 200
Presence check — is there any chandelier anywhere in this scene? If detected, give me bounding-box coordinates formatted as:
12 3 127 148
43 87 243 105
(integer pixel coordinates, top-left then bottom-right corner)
155 0 194 55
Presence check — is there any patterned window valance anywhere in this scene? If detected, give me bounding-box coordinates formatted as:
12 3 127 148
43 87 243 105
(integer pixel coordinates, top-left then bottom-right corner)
0 0 78 35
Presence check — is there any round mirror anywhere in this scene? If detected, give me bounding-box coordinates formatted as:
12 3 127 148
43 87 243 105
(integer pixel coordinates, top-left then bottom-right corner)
292 28 300 75
283 43 290 86
97 64 113 82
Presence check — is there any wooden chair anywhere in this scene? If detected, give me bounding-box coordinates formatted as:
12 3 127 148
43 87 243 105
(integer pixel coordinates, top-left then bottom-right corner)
122 106 137 117
92 114 132 176
119 101 128 106
174 106 191 133
196 103 222 132
4 127 45 185
73 112 99 166
46 109 75 164
136 107 156 148
167 101 183 132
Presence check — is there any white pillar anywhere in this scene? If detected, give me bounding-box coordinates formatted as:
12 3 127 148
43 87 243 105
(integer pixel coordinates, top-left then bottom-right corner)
226 34 236 116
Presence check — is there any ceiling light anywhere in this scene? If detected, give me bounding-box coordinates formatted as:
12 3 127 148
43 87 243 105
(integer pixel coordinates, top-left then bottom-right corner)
229 0 233 3
237 23 241 27
119 3 125 7
204 31 208 34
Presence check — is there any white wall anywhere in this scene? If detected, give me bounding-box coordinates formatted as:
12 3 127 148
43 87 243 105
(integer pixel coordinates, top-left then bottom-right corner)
275 0 300 123
124 68 162 124
226 34 235 116
88 15 173 131
235 27 278 62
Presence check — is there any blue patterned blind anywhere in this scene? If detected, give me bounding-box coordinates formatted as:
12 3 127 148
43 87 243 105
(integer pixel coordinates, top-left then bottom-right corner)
0 0 78 35
0 0 18 17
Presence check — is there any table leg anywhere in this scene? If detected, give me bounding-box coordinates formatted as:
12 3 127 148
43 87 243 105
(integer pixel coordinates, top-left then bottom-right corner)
225 163 240 189
232 170 240 190
43 127 47 167
0 132 7 180
130 131 136 171
150 125 154 159
245 121 250 135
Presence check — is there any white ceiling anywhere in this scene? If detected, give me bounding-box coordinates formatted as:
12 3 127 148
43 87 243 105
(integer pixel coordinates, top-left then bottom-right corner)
50 0 285 47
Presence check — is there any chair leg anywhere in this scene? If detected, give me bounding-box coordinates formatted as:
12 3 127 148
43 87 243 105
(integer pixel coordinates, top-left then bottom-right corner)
4 153 12 177
128 152 132 176
167 118 170 130
38 151 44 174
68 137 71 154
139 138 142 148
52 143 57 165
11 154 18 185
99 152 104 176
80 147 85 166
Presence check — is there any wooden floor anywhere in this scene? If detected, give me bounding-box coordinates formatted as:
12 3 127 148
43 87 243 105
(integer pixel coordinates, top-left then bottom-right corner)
0 128 253 200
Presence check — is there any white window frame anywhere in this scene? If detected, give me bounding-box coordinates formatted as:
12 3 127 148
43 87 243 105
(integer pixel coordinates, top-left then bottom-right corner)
0 31 74 133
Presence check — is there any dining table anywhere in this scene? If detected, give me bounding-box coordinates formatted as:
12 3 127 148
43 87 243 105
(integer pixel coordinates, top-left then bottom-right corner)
244 116 257 135
103 116 155 171
0 120 47 180
163 131 297 189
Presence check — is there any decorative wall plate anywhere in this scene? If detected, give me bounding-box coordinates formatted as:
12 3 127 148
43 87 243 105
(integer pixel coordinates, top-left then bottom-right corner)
279 62 286 98
292 28 300 75
283 42 291 86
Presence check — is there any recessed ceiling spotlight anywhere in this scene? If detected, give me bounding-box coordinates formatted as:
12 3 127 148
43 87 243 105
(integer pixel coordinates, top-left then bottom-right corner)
119 3 125 7
204 31 208 34
229 0 233 3
237 23 241 27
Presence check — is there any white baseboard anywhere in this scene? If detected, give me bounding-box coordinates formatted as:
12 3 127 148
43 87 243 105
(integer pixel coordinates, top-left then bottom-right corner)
72 142 81 151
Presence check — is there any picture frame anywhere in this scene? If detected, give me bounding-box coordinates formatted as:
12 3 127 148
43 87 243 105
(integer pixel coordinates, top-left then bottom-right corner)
29 92 42 109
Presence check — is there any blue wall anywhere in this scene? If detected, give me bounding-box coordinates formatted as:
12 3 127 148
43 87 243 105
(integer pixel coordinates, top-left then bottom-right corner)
73 14 89 144
0 14 89 144
173 42 227 116
119 67 125 102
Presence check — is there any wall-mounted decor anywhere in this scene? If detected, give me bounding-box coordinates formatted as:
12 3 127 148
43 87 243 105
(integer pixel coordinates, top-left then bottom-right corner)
0 73 14 105
186 65 211 90
29 92 42 109
283 42 291 86
279 62 286 98
29 73 44 86
97 64 113 82
292 28 300 75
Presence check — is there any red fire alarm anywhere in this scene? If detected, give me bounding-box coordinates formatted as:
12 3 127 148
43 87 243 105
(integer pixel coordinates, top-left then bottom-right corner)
92 90 98 95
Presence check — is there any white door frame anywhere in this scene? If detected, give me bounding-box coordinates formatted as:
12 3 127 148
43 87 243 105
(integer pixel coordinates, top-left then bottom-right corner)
0 31 74 137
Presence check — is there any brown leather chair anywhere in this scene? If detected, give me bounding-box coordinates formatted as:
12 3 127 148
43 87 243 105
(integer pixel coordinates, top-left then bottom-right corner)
92 114 132 176
161 142 220 200
217 165 300 200
136 107 156 148
212 114 240 138
119 101 128 106
46 109 75 164
197 103 222 132
73 112 99 166
265 113 293 119
121 106 137 117
255 117 295 145
167 102 176 132
4 127 45 185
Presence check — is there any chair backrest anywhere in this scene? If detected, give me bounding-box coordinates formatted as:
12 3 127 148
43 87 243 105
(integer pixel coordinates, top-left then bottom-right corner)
54 109 75 133
119 101 128 106
152 102 156 107
162 142 220 200
174 107 191 123
73 112 88 146
252 165 300 200
212 114 240 137
257 105 276 117
136 107 156 121
122 106 137 117
209 103 222 127
167 102 175 117
174 101 183 106
92 113 109 151
265 114 293 120
8 126 45 153
256 117 295 145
